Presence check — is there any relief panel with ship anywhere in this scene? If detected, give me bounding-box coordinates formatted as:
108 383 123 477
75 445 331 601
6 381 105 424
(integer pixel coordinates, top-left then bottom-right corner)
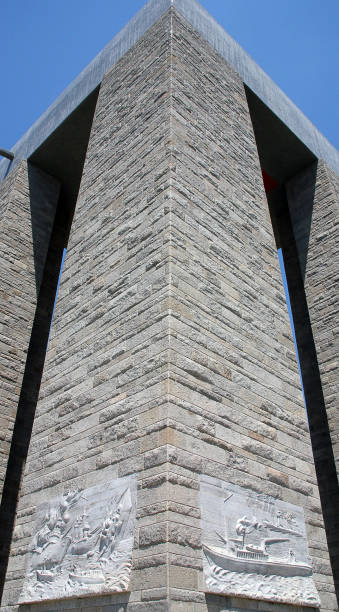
200 476 320 607
19 475 137 603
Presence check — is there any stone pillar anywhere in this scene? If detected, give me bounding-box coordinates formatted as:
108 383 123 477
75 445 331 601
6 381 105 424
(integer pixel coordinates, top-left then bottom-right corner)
0 162 61 598
166 12 336 611
1 12 173 610
0 162 60 499
1 8 337 612
286 160 339 593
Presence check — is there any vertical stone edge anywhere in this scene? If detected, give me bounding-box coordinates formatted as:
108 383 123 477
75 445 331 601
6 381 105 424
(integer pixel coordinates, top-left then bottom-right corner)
164 9 337 610
0 11 175 611
0 161 60 500
286 160 339 600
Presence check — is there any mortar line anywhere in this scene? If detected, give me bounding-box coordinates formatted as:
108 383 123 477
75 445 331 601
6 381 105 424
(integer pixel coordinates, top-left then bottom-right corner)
166 7 175 603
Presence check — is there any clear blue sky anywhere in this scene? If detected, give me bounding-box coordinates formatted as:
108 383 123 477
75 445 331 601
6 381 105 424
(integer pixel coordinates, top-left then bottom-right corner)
1 0 338 153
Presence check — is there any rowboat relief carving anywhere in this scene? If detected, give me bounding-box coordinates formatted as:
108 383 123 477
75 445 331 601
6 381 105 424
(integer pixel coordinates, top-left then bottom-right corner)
19 475 137 602
200 476 320 607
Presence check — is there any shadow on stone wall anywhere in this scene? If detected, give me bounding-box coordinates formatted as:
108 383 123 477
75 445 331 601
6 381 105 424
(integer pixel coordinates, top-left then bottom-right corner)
267 170 339 604
28 164 60 296
0 169 68 601
0 88 98 604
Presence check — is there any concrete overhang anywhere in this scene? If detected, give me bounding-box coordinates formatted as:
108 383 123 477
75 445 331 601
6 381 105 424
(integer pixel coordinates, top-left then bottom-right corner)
1 0 338 183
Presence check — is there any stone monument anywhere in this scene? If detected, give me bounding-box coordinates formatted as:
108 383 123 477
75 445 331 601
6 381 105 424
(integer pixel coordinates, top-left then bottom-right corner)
0 0 338 610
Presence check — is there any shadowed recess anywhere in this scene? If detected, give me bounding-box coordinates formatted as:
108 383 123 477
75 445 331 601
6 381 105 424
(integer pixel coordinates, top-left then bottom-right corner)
0 89 99 601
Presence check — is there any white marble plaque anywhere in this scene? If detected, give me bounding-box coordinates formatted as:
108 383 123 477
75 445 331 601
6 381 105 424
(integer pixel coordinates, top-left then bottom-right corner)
19 475 137 603
200 476 320 607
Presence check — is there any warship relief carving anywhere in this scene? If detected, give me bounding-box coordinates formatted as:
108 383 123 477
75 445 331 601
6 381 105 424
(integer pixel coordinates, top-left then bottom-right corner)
19 475 137 603
200 476 320 607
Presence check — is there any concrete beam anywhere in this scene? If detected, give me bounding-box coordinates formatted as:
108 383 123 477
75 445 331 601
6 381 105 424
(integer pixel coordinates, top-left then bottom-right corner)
0 0 338 182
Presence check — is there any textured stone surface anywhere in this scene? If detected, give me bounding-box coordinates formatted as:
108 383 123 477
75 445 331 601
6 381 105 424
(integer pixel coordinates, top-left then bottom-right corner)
0 162 60 500
287 161 338 481
1 7 337 612
285 160 339 595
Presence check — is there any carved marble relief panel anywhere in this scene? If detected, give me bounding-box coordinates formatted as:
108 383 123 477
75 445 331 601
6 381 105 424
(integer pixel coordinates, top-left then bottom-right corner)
19 475 137 603
200 475 320 608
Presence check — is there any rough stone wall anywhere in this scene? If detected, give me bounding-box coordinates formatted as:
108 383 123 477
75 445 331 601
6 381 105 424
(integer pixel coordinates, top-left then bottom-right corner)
1 11 173 611
0 162 60 501
163 12 336 611
286 160 339 591
287 161 338 476
1 8 337 612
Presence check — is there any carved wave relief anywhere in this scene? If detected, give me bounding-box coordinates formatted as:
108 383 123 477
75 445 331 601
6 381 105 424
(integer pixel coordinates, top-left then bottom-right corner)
19 475 137 603
200 476 321 608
